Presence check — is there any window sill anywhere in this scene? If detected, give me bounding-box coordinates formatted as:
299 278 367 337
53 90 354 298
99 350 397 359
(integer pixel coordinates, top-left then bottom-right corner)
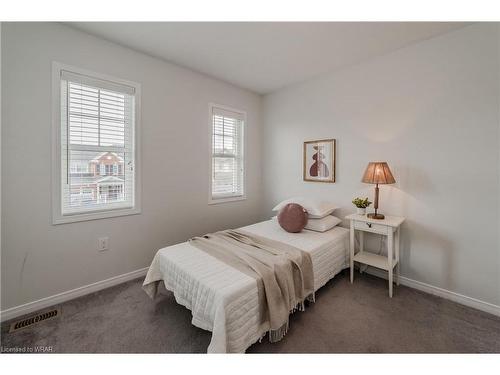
208 195 246 205
52 207 141 225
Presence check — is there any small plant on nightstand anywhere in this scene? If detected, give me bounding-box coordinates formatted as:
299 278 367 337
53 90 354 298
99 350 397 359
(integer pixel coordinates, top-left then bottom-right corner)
352 197 372 215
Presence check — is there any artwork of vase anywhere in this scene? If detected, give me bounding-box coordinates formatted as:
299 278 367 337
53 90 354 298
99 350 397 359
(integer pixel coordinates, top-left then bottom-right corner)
303 139 336 183
309 145 330 178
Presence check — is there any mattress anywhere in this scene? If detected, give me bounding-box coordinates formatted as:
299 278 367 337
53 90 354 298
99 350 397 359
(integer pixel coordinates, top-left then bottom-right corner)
143 219 349 353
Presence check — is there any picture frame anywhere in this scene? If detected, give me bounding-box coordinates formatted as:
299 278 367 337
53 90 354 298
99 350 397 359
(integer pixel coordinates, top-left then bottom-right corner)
303 139 336 183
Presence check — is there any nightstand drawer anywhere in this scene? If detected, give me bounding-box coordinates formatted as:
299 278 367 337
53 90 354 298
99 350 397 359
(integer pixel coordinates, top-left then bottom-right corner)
353 220 388 235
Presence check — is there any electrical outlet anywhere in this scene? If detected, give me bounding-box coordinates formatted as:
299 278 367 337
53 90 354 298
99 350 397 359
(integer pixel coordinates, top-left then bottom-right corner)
98 237 109 252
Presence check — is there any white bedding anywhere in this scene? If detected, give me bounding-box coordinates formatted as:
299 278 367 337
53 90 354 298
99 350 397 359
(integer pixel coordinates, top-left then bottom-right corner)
143 219 349 353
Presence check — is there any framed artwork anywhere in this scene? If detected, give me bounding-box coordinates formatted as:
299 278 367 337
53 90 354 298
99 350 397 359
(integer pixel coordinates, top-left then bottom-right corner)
303 139 336 183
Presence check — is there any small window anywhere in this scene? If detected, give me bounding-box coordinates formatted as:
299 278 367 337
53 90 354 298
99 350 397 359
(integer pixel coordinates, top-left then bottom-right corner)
209 104 245 204
52 63 141 224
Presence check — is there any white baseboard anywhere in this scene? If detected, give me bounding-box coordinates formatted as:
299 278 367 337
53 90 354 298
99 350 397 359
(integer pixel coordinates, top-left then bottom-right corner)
0 267 148 322
363 267 500 317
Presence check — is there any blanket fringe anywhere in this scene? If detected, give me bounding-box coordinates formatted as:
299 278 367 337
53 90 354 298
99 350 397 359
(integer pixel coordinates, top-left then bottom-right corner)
269 320 289 343
267 292 315 343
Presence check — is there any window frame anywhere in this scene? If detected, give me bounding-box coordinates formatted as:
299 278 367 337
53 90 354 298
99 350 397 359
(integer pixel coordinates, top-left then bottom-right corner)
208 103 247 205
51 62 142 224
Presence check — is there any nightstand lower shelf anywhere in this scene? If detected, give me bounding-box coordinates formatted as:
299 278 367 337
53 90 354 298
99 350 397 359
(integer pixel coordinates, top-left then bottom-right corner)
353 252 398 271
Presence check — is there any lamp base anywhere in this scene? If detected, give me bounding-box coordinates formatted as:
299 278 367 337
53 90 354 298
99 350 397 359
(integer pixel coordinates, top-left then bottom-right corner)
367 213 385 220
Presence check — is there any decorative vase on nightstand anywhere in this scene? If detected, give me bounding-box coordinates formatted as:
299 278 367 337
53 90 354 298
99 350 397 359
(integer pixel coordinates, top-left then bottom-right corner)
357 208 366 215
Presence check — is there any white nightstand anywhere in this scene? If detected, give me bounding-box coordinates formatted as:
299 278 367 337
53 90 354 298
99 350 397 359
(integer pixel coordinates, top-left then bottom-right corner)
345 213 405 297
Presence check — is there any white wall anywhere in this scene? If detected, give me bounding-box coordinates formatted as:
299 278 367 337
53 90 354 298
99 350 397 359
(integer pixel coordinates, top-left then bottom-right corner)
497 24 500 307
262 24 500 306
1 22 263 310
0 22 2 309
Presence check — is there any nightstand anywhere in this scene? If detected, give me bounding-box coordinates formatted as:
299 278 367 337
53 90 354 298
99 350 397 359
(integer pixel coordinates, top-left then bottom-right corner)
345 213 405 297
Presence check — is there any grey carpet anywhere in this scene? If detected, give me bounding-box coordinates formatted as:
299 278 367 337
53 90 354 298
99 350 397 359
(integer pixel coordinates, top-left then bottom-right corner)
2 271 500 353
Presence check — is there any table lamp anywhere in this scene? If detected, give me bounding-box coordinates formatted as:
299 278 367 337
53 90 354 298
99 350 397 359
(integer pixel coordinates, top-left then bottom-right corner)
361 162 395 219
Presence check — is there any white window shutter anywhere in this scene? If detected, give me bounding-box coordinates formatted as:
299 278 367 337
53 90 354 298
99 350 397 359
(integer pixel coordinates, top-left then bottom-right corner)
211 106 245 201
60 70 136 216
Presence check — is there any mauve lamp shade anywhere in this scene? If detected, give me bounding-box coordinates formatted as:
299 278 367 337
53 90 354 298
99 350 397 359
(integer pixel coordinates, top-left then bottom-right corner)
362 162 396 185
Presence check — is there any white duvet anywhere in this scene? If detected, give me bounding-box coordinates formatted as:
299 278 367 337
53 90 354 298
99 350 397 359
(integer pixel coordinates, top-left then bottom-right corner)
143 220 349 353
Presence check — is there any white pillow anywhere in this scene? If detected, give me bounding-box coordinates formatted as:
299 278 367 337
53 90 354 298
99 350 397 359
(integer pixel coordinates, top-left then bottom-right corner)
304 215 341 232
272 197 338 218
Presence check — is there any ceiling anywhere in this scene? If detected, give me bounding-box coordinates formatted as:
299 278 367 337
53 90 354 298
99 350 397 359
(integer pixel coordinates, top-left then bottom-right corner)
69 22 470 94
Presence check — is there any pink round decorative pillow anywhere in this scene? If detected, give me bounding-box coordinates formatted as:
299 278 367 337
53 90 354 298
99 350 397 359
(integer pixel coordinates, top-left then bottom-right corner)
277 203 308 233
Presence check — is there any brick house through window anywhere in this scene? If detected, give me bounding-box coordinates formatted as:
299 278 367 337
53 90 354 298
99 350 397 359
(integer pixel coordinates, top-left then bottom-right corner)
69 152 125 207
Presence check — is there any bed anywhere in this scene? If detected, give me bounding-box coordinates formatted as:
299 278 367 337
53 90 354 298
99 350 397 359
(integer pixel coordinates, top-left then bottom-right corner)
143 219 349 353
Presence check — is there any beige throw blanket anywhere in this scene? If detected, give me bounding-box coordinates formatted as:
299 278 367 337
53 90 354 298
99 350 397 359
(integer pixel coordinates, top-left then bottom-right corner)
188 229 314 343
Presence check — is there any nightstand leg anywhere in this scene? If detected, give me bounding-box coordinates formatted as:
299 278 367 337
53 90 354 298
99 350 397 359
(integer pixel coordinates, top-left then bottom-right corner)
359 231 364 274
388 229 394 298
395 227 400 286
350 220 354 283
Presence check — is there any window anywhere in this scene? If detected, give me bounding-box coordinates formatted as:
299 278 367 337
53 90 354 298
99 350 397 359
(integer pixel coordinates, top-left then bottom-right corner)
52 63 141 224
105 164 113 176
209 104 245 203
69 160 89 174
